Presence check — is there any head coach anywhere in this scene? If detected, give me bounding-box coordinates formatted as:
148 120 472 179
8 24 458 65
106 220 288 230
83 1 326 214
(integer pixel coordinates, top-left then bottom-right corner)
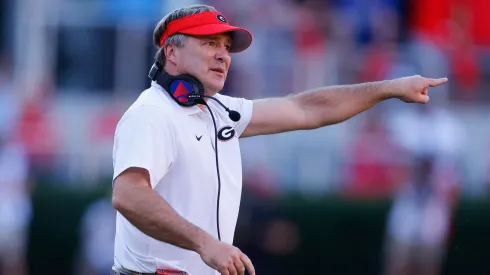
110 4 448 275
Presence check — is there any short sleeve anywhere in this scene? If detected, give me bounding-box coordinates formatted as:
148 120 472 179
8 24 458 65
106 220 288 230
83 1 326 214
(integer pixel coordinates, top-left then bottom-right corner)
215 94 254 137
112 105 176 189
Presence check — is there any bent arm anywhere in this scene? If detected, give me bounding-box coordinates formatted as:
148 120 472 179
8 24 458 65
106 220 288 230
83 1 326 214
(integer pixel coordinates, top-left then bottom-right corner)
242 80 392 137
112 167 211 254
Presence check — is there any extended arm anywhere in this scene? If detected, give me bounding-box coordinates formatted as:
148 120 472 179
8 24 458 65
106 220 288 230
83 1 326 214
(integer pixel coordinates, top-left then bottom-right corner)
241 75 448 137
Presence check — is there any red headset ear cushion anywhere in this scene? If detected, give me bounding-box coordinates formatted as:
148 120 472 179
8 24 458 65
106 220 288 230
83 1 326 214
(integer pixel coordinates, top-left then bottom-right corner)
170 80 193 103
153 68 205 107
166 74 204 106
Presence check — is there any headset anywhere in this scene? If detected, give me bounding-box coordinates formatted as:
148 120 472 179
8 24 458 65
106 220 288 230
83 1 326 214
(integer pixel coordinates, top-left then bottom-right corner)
149 62 240 241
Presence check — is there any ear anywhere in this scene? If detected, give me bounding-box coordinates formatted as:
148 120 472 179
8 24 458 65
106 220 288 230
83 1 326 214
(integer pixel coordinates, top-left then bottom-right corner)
164 43 178 65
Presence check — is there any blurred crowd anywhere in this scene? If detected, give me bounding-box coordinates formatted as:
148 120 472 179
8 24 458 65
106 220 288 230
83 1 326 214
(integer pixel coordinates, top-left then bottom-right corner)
1 0 490 274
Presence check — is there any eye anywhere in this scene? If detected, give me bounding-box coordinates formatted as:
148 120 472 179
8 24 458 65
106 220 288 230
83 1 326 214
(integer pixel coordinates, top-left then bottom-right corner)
206 41 216 47
225 45 231 51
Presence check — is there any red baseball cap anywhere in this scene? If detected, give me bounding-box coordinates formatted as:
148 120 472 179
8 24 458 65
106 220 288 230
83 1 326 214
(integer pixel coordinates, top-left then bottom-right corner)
159 11 252 53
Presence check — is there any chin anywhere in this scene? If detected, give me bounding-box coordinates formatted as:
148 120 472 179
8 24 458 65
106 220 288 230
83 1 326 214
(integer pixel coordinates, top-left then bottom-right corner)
207 82 225 94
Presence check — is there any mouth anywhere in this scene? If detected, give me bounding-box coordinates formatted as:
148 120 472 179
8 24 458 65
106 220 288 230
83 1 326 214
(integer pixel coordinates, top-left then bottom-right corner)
210 68 225 76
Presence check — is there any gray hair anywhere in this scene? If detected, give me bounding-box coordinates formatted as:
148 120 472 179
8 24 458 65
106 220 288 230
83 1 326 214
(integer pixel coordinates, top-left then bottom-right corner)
153 5 217 68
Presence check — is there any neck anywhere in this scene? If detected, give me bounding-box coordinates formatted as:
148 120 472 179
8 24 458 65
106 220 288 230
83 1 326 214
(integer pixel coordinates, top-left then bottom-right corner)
163 63 178 75
197 97 208 110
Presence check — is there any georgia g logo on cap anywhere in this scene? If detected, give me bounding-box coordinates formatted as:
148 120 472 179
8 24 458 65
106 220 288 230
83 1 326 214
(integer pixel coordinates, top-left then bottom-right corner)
216 14 227 23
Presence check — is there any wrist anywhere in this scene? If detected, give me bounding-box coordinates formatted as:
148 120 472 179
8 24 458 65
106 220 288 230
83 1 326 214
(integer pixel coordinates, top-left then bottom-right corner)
379 79 399 100
193 231 213 255
386 78 409 100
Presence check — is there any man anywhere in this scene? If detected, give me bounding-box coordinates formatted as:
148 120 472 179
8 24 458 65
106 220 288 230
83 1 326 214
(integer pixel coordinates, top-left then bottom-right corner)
384 155 456 275
0 56 31 275
0 127 31 275
111 4 448 275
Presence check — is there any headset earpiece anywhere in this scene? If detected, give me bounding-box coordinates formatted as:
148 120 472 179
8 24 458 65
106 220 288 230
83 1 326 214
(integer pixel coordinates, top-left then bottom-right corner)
148 62 240 122
149 62 205 107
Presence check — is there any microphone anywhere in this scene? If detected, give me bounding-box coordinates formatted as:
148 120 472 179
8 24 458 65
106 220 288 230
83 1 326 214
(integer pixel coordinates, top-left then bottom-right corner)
228 110 241 122
201 95 241 122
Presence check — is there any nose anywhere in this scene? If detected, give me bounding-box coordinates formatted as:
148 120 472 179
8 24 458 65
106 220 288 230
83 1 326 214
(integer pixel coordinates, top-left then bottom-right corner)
215 47 230 63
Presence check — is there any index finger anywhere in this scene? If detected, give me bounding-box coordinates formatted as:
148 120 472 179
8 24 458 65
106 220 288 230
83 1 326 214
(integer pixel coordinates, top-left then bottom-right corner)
240 253 255 275
428 77 448 87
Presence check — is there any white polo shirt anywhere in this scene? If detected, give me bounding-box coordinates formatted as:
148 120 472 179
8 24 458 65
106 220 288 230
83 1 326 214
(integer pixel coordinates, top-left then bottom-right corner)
112 81 253 275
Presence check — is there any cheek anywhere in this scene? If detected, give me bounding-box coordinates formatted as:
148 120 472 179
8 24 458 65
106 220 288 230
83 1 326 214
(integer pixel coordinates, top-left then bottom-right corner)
195 53 211 74
226 58 231 72
179 54 202 75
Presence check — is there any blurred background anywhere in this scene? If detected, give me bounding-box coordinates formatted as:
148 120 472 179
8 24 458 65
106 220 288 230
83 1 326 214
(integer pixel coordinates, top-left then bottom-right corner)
1 0 490 274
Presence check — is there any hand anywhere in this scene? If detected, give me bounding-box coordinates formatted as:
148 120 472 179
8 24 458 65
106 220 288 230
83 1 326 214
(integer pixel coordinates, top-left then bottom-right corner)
391 75 448 104
198 236 255 275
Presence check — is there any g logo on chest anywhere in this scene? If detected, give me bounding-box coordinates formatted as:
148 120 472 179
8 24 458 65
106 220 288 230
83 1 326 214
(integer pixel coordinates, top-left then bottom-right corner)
217 126 235 141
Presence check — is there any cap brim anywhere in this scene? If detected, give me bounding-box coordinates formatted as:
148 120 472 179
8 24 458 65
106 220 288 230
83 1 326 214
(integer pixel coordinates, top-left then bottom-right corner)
178 24 252 53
